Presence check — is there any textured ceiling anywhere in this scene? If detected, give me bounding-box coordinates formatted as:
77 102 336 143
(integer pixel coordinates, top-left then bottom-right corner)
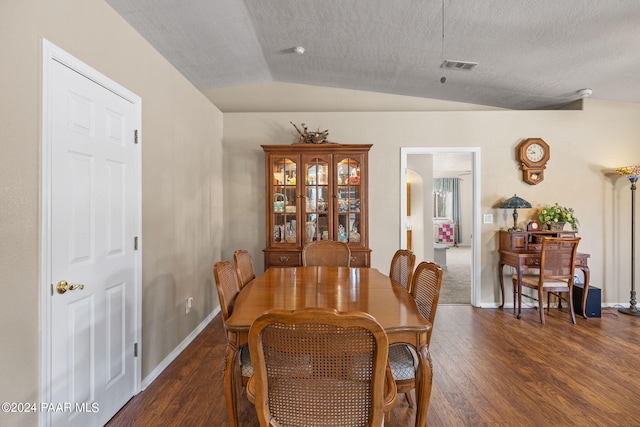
107 0 640 110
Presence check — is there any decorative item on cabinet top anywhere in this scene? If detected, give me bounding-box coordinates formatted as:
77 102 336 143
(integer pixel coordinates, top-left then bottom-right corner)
290 122 333 144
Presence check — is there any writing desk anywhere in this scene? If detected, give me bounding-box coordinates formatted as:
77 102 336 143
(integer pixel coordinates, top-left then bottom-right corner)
223 266 432 427
498 230 591 319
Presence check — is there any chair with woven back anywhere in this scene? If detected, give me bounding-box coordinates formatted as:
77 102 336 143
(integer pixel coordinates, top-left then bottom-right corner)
246 307 397 427
387 261 443 415
302 240 351 267
233 249 255 288
512 236 581 325
212 260 253 387
389 249 416 289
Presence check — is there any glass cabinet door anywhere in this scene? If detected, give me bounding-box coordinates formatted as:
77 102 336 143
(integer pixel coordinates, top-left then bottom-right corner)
304 156 331 243
336 156 362 245
271 156 298 245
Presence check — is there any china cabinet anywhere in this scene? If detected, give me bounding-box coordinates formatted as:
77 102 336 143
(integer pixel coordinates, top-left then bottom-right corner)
262 144 372 268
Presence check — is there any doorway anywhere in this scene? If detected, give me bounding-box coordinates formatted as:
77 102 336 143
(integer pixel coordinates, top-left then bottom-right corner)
400 147 480 306
40 40 142 426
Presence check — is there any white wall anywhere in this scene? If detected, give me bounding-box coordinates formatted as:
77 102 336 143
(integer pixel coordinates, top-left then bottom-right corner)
408 156 435 261
406 169 425 261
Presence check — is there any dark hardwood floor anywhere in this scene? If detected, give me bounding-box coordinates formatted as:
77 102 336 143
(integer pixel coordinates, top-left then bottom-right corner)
106 305 640 426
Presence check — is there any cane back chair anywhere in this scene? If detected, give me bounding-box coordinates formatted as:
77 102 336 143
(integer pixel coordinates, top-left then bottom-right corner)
246 308 397 427
213 261 253 386
388 261 443 413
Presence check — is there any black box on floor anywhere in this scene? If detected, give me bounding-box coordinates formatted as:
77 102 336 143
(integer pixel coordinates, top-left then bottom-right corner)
572 283 601 318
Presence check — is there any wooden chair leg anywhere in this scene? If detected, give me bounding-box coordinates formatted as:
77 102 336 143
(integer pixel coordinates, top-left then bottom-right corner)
568 290 576 324
538 288 546 325
512 278 517 315
558 292 563 309
547 292 551 310
405 391 415 408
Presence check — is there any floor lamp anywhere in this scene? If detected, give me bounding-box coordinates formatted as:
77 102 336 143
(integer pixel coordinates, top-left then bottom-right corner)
616 165 640 317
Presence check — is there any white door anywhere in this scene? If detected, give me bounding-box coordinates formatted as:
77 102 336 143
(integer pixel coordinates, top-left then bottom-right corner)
43 42 141 427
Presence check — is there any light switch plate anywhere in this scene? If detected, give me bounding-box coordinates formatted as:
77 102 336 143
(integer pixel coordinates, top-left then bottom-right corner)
483 214 493 224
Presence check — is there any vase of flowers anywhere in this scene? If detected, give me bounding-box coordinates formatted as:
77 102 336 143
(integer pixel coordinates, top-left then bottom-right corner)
538 203 579 231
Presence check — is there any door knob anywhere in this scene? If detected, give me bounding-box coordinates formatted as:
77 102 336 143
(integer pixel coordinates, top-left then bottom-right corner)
56 280 85 294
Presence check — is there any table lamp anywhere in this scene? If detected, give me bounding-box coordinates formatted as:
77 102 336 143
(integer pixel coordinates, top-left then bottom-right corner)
616 165 640 317
500 194 531 231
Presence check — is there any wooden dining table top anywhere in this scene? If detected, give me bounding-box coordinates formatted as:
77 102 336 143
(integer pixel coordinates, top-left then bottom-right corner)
225 266 431 335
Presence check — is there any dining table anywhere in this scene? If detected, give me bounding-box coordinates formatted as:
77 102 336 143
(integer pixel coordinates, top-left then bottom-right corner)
222 266 433 427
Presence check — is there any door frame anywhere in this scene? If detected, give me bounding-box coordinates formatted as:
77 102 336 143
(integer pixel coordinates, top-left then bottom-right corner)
40 39 142 425
400 147 481 306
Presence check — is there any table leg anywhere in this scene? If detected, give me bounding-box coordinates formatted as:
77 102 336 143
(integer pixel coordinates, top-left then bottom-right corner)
516 268 523 319
498 262 505 309
223 339 242 427
413 344 433 427
580 266 591 319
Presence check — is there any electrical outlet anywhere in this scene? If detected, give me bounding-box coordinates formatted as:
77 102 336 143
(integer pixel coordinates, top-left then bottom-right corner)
186 297 193 314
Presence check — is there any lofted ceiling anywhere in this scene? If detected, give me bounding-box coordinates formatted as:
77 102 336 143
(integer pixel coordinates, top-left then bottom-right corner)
106 0 640 111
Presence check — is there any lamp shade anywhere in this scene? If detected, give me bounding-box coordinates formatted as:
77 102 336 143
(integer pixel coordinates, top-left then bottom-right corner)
615 165 640 178
500 194 531 209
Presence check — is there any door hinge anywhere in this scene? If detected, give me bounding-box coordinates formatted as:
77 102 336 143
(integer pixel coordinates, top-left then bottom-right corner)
134 343 138 358
134 129 139 144
134 236 139 250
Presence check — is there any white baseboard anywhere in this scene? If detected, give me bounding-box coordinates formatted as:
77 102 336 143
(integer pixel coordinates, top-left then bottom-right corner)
141 307 220 390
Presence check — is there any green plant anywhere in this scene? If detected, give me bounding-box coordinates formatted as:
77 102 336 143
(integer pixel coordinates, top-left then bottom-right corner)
538 203 579 231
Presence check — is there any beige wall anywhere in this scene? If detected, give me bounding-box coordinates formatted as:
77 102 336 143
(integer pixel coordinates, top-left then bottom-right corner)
223 102 640 304
0 1 222 425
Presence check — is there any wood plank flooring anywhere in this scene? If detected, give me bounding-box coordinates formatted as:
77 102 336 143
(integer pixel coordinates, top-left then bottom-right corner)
106 305 640 426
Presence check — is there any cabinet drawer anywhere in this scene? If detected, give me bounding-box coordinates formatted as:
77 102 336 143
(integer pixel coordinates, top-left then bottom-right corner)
266 252 301 267
525 257 541 267
349 251 370 268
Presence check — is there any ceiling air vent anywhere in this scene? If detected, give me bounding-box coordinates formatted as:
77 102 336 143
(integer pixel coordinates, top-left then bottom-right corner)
441 60 478 71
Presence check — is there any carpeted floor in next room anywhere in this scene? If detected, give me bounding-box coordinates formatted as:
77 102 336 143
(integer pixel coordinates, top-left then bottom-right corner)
438 245 471 304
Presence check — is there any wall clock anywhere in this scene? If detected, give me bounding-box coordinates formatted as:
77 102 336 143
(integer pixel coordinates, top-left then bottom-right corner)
517 138 550 185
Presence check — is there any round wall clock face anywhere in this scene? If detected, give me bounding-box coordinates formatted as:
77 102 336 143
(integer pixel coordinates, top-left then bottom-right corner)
526 143 545 162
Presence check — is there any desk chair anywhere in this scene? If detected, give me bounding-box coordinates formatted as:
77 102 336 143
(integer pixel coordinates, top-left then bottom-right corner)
388 261 443 413
246 308 397 427
389 249 416 289
213 261 253 386
233 249 255 288
302 240 351 267
512 237 581 325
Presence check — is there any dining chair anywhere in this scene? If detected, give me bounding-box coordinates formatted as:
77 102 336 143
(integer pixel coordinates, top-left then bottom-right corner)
246 307 397 427
388 261 443 414
233 249 255 288
212 261 253 386
512 237 581 325
389 249 416 289
302 240 351 267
